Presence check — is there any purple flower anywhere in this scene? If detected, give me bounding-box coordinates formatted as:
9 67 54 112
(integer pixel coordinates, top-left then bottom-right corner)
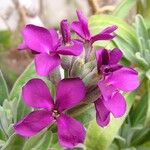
95 67 140 127
96 48 123 75
94 48 140 127
14 78 86 148
72 10 117 44
18 24 83 76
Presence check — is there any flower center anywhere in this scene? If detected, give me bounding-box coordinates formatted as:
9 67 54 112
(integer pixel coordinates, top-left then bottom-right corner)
52 109 60 119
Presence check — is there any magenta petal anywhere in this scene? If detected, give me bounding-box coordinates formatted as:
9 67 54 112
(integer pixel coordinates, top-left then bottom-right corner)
22 24 52 53
57 40 83 56
91 25 117 43
56 114 86 148
48 28 60 50
76 10 91 39
22 78 54 109
103 92 126 117
18 41 28 50
109 48 123 64
14 110 53 137
94 98 110 127
56 78 86 111
100 25 118 34
98 79 116 101
96 48 109 69
60 19 71 44
72 21 86 39
107 67 140 92
91 33 115 43
35 53 61 76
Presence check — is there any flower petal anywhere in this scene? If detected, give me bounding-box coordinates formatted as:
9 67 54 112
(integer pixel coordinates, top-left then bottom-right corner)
76 10 91 40
100 25 118 34
35 53 61 76
22 24 52 53
22 78 54 109
18 41 28 50
57 40 83 56
72 21 86 39
56 114 86 148
94 98 110 127
96 48 109 70
60 19 71 44
98 79 117 101
109 48 123 64
91 25 117 43
107 67 140 92
55 78 86 111
103 92 126 117
14 110 53 137
48 28 60 50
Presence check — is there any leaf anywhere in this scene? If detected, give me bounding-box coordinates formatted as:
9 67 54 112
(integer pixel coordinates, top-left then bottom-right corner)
131 128 150 146
145 80 150 127
85 93 136 150
9 62 54 104
135 15 149 51
23 129 52 150
0 70 9 105
112 0 138 18
1 134 26 150
89 15 139 53
15 96 31 122
9 62 35 101
130 91 148 126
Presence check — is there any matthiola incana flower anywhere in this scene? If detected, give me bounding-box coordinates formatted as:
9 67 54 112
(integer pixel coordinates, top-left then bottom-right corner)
14 78 86 148
72 10 117 44
94 48 140 127
19 24 83 76
96 48 123 75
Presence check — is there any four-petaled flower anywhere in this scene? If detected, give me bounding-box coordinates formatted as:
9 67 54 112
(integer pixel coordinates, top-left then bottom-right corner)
72 10 117 44
14 78 86 148
19 24 83 76
95 48 140 127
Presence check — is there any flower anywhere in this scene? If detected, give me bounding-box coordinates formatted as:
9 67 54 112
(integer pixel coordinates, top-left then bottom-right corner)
18 24 83 76
14 78 86 148
72 10 117 44
95 48 140 127
96 48 123 75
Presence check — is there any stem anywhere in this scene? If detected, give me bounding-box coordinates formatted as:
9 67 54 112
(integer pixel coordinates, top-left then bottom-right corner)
85 42 93 63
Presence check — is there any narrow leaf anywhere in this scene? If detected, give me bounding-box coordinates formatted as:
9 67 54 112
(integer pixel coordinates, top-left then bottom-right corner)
0 70 9 105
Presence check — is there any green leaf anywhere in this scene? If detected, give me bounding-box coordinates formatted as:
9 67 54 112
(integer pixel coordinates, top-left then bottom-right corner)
23 129 52 150
131 128 150 146
112 0 138 18
15 96 31 122
1 134 26 150
135 15 149 51
130 91 148 126
89 15 139 65
9 62 54 104
85 93 136 150
145 80 150 127
0 70 9 105
9 62 35 101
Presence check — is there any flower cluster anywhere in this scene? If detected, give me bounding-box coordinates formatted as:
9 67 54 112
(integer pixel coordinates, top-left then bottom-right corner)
14 10 140 148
